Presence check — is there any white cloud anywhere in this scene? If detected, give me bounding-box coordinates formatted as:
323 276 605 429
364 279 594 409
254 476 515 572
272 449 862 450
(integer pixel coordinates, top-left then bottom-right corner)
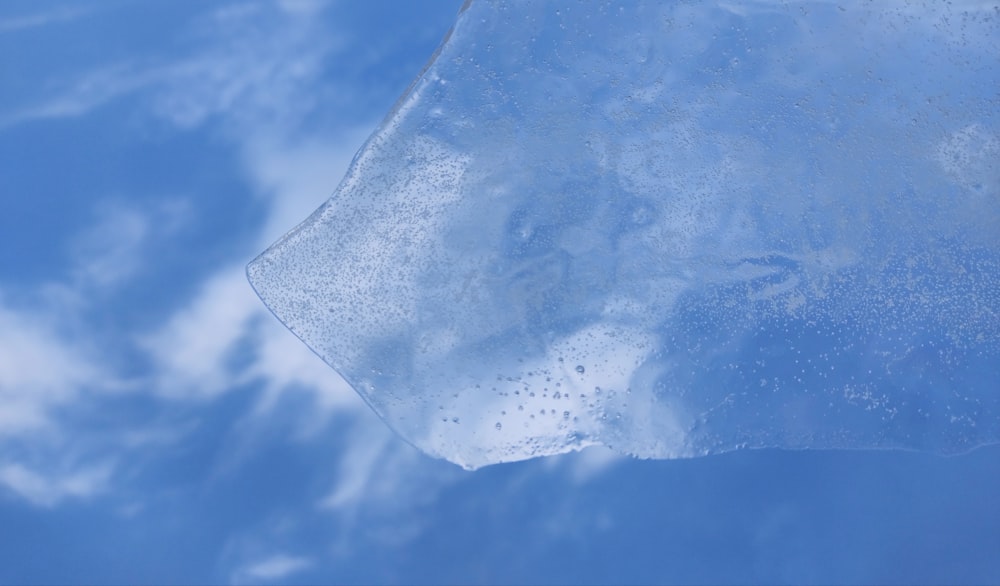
73 205 149 288
0 5 94 34
319 421 398 511
66 199 189 291
245 133 372 246
0 63 157 129
141 265 263 399
1 2 342 134
566 445 625 485
231 553 312 584
0 301 101 436
248 318 361 416
1 0 374 414
138 257 364 416
0 0 377 446
276 0 331 17
0 461 112 508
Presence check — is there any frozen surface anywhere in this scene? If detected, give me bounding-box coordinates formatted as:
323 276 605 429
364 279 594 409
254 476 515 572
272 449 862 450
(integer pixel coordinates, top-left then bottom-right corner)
248 0 1000 469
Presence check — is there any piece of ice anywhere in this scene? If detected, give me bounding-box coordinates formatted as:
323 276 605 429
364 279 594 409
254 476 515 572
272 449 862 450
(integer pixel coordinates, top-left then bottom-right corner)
248 0 1000 469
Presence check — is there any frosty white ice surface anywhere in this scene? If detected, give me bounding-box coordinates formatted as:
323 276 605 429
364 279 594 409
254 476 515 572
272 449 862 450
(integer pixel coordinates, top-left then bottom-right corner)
248 0 1000 469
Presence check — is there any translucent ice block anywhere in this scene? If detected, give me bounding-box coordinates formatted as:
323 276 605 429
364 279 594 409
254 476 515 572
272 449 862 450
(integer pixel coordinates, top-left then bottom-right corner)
248 0 1000 469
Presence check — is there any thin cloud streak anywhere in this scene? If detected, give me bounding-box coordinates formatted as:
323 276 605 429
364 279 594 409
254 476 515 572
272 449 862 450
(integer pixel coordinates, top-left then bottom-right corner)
0 5 94 34
232 553 313 583
0 2 342 133
0 461 112 508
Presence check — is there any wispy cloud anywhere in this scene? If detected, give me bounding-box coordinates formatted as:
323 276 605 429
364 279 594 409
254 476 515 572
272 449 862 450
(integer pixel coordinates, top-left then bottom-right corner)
231 553 313 584
275 0 332 17
0 461 112 508
69 199 190 291
0 63 157 129
137 259 362 416
565 446 625 485
0 5 93 34
247 316 362 417
1 2 342 134
0 300 102 436
319 422 400 512
140 265 263 399
244 133 371 246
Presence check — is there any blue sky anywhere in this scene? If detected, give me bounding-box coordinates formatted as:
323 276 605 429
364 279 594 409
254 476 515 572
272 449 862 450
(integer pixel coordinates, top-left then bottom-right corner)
1 1 998 584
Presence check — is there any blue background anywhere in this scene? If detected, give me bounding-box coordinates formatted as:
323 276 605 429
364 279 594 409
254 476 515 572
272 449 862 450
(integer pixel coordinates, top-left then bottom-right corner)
1 1 997 584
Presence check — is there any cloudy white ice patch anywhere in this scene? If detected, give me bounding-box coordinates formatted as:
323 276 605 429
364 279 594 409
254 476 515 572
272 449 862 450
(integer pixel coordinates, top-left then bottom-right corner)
249 0 1000 469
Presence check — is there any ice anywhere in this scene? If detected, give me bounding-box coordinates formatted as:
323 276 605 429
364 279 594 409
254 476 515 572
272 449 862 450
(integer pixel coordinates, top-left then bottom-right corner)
248 0 1000 469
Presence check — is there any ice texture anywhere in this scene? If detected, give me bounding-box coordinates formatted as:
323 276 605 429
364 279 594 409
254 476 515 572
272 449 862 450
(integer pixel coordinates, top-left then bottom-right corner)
248 0 1000 469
